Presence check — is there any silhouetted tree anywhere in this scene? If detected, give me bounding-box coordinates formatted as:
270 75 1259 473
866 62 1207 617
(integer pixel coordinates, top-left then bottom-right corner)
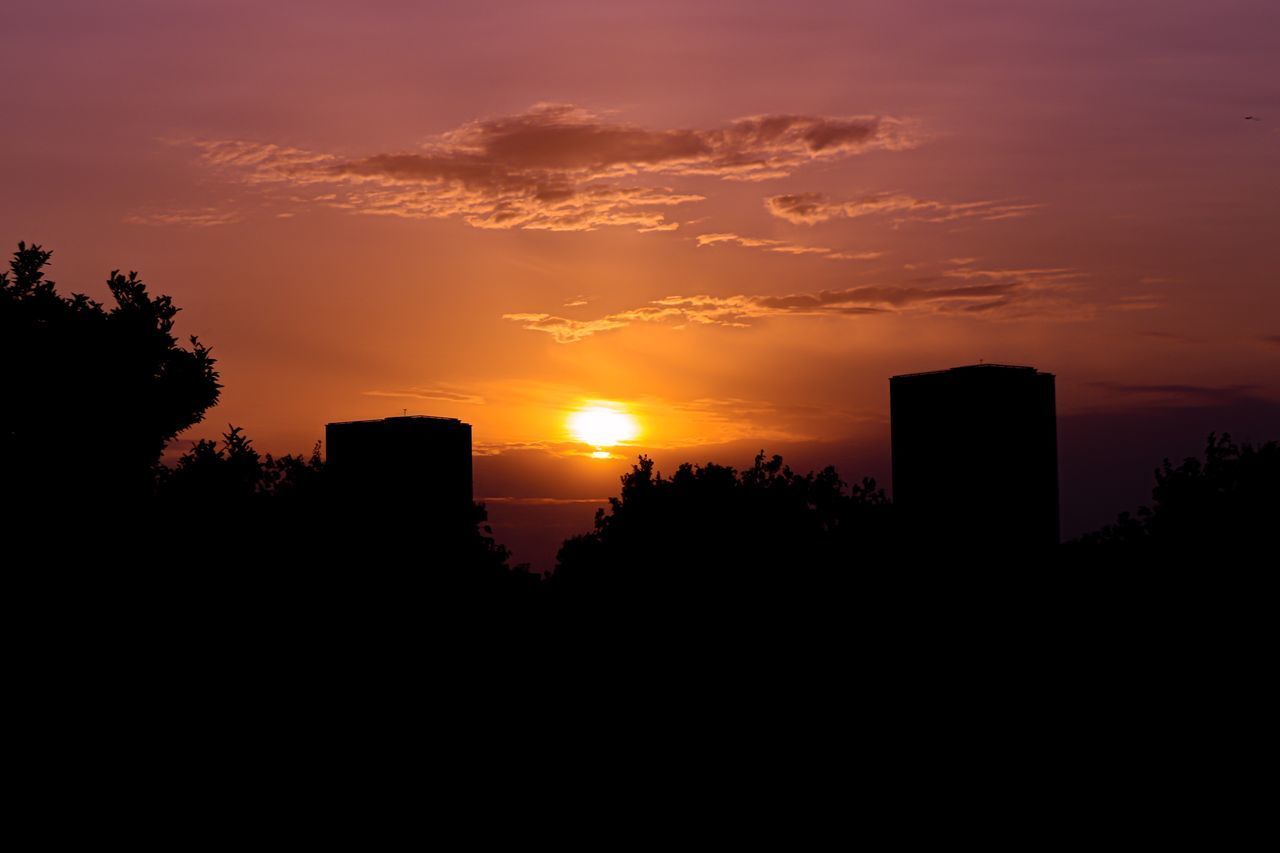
2 242 533 595
551 451 894 599
157 425 326 507
0 242 220 508
1073 432 1279 555
152 423 535 591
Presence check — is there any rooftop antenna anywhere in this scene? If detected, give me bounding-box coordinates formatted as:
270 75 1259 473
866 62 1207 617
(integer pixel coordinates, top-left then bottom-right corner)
403 408 407 417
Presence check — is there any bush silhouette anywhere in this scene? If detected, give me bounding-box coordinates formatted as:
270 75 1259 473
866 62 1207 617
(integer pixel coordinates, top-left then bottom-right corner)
1073 432 1279 555
0 242 220 507
551 451 894 597
2 242 531 590
158 425 326 508
152 424 531 583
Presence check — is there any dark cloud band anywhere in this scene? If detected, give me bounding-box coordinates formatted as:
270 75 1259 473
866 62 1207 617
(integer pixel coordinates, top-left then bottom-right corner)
191 104 913 232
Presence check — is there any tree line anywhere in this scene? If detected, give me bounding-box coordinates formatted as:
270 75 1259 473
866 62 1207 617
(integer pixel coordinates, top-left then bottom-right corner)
4 242 1275 599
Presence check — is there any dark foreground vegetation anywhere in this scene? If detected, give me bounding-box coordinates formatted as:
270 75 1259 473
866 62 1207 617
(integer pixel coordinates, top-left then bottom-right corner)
2 250 1273 804
4 243 1277 619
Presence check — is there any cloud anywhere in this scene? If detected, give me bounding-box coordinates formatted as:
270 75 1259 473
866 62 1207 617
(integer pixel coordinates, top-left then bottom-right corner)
672 396 883 443
1112 294 1163 311
1137 331 1205 344
477 496 609 506
695 232 882 261
1261 335 1280 349
500 312 643 343
123 208 242 227
362 385 485 405
765 192 1040 225
1089 382 1267 405
473 439 583 457
190 104 914 232
504 266 1093 342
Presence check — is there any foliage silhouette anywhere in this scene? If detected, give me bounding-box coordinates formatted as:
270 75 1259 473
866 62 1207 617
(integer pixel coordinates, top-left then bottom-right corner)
551 451 894 598
8 243 1277 604
153 424 533 588
1 242 530 590
1 242 219 506
157 425 326 507
1071 432 1279 556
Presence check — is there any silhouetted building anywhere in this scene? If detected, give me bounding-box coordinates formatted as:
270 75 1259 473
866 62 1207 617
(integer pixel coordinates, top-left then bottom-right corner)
890 364 1059 551
325 416 472 517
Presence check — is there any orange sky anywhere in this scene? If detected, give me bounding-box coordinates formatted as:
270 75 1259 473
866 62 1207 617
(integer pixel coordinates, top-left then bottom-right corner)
3 1 1277 567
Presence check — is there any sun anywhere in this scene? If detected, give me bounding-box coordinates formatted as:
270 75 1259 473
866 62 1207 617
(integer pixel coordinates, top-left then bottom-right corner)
568 404 640 455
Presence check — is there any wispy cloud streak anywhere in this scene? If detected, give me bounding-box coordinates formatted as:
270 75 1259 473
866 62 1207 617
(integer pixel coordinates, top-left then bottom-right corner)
124 208 242 227
504 267 1094 343
362 385 486 405
695 232 882 261
766 192 1039 225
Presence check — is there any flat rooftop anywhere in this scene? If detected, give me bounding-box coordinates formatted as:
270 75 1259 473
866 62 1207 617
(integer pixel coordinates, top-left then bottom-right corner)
890 363 1052 381
326 415 466 427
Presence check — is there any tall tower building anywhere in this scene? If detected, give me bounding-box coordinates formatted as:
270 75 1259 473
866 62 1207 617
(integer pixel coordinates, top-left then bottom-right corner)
325 416 473 517
890 364 1059 550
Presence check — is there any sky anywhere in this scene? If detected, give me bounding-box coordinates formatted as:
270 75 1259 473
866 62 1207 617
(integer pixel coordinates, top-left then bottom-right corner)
3 0 1278 568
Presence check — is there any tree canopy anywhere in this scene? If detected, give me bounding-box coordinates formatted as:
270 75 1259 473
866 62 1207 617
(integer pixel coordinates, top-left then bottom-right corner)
552 451 895 597
0 242 220 505
1072 432 1279 556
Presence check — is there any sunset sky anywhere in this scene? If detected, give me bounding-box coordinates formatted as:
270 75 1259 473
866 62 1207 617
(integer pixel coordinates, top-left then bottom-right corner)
4 1 1277 567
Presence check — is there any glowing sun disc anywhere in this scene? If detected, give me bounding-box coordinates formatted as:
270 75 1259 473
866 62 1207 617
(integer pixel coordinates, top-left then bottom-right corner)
568 405 639 449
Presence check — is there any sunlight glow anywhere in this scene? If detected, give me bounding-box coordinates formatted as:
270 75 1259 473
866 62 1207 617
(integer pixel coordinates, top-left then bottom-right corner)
568 404 640 452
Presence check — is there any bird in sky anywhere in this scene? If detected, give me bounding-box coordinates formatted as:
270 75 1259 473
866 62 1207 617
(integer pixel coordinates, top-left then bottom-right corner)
1244 115 1261 121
